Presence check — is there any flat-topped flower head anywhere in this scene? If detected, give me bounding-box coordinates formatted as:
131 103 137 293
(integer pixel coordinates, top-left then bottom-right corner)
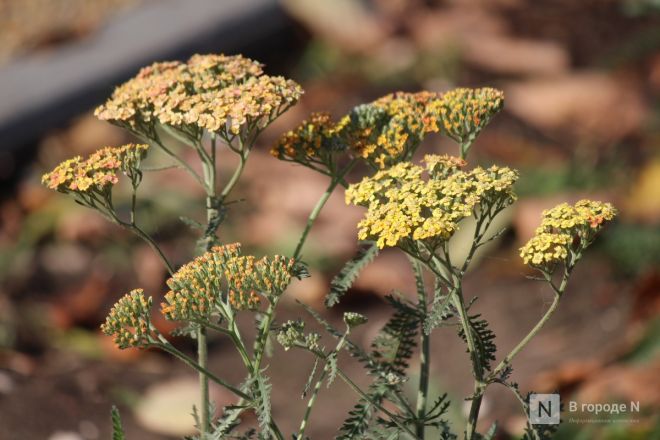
96 54 302 141
42 144 149 196
101 289 154 349
342 91 442 169
95 61 188 135
429 87 504 156
346 158 519 248
167 75 302 136
270 112 347 170
521 200 616 272
539 200 616 234
424 154 467 178
519 232 572 270
186 53 263 92
161 243 242 321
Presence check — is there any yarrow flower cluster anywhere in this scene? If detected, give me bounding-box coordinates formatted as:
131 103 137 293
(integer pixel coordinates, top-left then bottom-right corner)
100 289 153 349
346 156 518 248
520 200 617 270
95 54 302 140
428 87 504 151
224 254 296 310
270 112 347 170
344 91 442 169
160 243 296 318
271 88 505 172
41 143 149 195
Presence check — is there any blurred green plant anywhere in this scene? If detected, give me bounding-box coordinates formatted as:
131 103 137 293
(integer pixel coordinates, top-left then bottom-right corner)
43 53 616 439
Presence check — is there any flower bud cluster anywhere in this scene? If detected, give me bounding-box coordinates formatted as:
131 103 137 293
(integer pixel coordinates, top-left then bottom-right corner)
100 289 153 349
95 54 302 140
160 243 242 320
224 254 296 310
276 320 320 351
346 156 518 248
160 243 295 318
520 200 616 270
42 143 149 195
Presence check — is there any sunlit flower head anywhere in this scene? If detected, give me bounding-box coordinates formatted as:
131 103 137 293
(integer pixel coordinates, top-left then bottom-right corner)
96 54 302 140
520 200 616 271
346 157 518 248
41 143 149 195
427 87 504 155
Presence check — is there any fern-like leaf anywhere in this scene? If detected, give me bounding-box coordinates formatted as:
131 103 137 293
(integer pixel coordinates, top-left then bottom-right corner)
372 295 419 376
458 313 497 370
111 405 125 440
326 242 379 307
326 351 339 388
254 373 272 432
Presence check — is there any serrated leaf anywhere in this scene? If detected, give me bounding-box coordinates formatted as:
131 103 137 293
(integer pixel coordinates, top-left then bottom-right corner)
326 352 338 388
424 291 453 335
458 313 497 370
254 373 272 431
111 405 125 440
326 242 379 307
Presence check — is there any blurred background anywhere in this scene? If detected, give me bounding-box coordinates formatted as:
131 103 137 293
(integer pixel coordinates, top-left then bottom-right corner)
0 0 659 439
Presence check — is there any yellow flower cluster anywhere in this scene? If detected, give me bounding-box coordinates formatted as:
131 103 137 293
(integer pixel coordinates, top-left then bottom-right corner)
160 243 295 318
42 143 149 194
100 289 153 349
342 91 441 169
519 233 572 267
271 87 505 171
539 200 617 233
270 112 347 168
346 156 518 248
429 87 504 147
520 200 616 270
95 54 302 139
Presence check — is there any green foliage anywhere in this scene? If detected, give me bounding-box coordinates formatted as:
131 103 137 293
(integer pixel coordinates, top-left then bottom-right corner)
254 373 272 434
111 406 125 440
458 312 497 370
326 242 379 307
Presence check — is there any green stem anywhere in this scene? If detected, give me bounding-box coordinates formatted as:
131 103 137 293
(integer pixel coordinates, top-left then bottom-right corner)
297 334 350 440
489 271 568 380
412 261 430 439
253 299 277 371
197 326 210 436
293 160 356 260
156 341 250 400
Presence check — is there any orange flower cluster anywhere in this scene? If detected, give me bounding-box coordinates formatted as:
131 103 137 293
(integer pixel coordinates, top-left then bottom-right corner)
160 243 296 319
41 143 149 195
95 54 302 140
